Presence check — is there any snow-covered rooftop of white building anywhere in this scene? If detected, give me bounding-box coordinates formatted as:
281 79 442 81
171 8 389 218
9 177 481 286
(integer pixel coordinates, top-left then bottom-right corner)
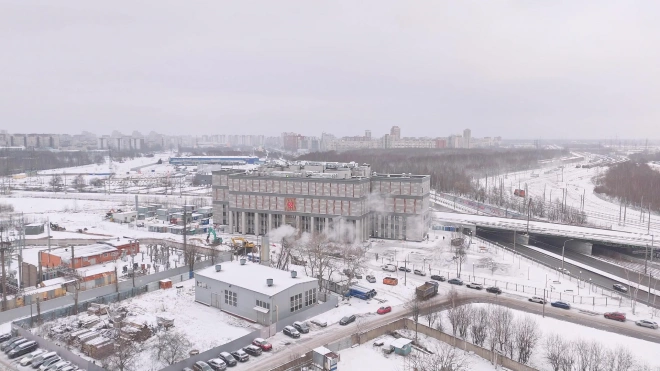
195 260 317 296
101 237 138 247
46 244 117 258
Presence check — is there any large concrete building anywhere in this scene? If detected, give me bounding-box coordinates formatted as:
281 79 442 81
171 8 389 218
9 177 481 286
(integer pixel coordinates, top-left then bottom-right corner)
212 161 431 241
195 261 319 325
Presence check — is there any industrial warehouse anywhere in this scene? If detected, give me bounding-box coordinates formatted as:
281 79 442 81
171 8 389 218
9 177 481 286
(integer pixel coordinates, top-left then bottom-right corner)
212 161 431 241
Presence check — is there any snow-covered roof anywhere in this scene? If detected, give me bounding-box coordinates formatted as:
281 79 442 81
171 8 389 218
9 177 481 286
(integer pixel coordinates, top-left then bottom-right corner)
101 237 138 247
391 338 412 348
76 262 116 277
46 244 117 259
196 260 317 296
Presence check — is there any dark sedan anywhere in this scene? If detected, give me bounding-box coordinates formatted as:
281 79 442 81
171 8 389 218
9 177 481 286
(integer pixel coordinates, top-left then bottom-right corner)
486 286 502 294
398 266 411 272
551 301 571 310
447 278 463 285
430 275 446 282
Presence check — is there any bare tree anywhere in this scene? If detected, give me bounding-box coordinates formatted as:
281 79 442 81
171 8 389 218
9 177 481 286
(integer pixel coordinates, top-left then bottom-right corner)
456 304 473 340
104 336 142 371
559 347 576 371
405 294 422 342
446 289 461 339
612 347 635 371
514 315 540 364
73 174 86 192
574 338 592 371
588 340 605 371
469 306 489 347
423 301 440 329
545 333 566 371
354 317 367 345
151 330 192 366
404 342 470 371
49 175 63 191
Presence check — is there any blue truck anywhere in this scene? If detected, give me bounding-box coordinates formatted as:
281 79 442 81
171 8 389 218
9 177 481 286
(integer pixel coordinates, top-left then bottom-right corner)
345 285 377 300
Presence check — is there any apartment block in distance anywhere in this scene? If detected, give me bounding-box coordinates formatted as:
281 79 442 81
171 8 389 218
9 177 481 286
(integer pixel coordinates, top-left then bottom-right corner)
212 161 430 241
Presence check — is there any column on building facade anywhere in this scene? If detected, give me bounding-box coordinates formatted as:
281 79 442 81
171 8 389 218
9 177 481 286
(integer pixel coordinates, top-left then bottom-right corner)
324 217 330 235
295 215 301 231
267 213 273 234
355 219 362 242
254 212 260 236
310 216 315 234
241 212 246 235
228 210 234 233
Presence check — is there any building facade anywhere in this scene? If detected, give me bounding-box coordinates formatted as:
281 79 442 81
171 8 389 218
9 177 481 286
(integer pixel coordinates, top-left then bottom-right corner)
194 261 319 326
212 162 431 241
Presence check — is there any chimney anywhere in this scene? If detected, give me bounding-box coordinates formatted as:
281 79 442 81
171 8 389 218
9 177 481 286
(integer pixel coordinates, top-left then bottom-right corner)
215 264 222 272
267 278 273 287
290 271 297 278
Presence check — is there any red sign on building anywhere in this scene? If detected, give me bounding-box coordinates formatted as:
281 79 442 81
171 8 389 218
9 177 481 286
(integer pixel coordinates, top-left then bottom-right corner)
285 198 297 211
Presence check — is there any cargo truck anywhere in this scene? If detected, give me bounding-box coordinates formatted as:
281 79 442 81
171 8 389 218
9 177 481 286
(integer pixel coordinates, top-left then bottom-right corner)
416 281 439 300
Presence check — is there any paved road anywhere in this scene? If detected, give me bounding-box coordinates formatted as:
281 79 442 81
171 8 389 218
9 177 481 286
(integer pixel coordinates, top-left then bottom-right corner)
248 286 660 371
477 229 660 307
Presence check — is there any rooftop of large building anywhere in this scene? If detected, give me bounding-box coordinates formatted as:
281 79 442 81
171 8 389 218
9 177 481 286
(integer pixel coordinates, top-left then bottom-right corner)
196 260 317 296
45 244 118 259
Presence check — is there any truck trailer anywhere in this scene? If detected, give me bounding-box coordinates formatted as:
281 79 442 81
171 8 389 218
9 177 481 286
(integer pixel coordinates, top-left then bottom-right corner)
416 281 439 300
345 285 377 300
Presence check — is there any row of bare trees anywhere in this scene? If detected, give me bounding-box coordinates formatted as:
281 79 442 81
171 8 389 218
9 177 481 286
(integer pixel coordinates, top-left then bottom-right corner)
594 161 660 213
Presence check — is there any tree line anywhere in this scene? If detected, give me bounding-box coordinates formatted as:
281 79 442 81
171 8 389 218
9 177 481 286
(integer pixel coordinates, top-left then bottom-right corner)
298 148 565 195
594 161 660 213
0 150 103 176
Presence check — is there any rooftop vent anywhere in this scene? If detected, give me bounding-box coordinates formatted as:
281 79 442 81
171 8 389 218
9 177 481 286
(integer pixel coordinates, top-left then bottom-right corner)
291 270 297 278
267 278 274 287
240 258 246 265
215 264 222 272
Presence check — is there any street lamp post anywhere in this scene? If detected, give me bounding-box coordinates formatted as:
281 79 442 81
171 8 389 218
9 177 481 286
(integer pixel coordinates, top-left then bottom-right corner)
578 271 582 295
562 239 574 271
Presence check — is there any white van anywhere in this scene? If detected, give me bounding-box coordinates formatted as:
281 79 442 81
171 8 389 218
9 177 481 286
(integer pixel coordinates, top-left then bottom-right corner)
381 264 396 272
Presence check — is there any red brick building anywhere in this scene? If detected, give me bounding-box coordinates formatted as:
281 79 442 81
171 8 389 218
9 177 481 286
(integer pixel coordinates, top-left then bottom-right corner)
40 244 119 269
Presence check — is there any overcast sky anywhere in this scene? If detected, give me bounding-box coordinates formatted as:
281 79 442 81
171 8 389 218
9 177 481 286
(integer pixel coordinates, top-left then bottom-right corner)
1 1 659 139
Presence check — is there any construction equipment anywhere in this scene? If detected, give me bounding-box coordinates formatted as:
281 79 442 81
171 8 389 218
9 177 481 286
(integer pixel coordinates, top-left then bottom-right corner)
49 222 65 231
231 237 255 251
206 228 221 245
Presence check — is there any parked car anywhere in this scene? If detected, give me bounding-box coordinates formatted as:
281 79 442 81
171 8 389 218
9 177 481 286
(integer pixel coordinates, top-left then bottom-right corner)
0 333 11 343
243 345 262 357
8 341 38 359
292 321 310 334
382 264 396 272
193 361 215 371
377 306 392 315
529 296 546 304
252 338 272 351
1 337 24 351
635 319 659 329
283 326 301 339
466 282 483 290
383 277 399 286
59 367 77 371
38 355 62 370
44 360 70 371
413 269 426 276
430 275 446 282
486 286 502 294
398 266 411 272
310 319 328 328
20 349 45 366
613 284 628 293
31 351 57 368
557 267 570 275
447 278 463 285
551 301 571 310
231 349 249 362
5 338 29 353
366 275 376 283
340 315 356 325
604 312 626 322
218 352 237 367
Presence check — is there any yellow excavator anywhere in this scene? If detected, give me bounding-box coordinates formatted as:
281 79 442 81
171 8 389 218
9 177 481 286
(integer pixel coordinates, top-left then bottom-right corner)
231 237 255 251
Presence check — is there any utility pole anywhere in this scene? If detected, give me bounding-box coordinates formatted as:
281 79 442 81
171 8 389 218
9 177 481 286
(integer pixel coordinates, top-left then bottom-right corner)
648 204 652 235
513 230 516 262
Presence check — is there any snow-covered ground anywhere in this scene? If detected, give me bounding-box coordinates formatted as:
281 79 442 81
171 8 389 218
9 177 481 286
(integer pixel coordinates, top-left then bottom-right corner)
438 303 660 370
339 333 497 371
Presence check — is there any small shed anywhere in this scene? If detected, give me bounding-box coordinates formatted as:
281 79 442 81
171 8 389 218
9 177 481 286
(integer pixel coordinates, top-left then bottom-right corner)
312 346 339 371
24 223 45 235
391 337 413 356
159 279 172 289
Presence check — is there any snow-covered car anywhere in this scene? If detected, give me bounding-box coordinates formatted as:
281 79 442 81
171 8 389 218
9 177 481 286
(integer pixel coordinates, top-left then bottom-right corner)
218 352 237 367
252 338 272 351
283 326 300 338
381 264 396 272
466 282 483 290
311 319 328 327
19 349 45 366
635 320 659 329
413 269 426 276
205 359 225 371
366 275 376 283
528 296 546 304
231 349 249 362
556 267 570 275
242 345 262 357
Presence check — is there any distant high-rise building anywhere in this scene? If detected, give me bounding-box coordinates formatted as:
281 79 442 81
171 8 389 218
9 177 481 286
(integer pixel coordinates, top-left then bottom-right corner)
390 126 401 141
463 128 471 149
365 130 371 139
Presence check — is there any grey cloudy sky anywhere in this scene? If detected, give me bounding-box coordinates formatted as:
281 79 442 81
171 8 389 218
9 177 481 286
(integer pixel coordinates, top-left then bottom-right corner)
1 1 659 139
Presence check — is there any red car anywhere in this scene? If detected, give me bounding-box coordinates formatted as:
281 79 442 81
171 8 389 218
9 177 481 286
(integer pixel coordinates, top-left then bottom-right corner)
377 306 392 315
604 312 626 322
252 338 272 351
